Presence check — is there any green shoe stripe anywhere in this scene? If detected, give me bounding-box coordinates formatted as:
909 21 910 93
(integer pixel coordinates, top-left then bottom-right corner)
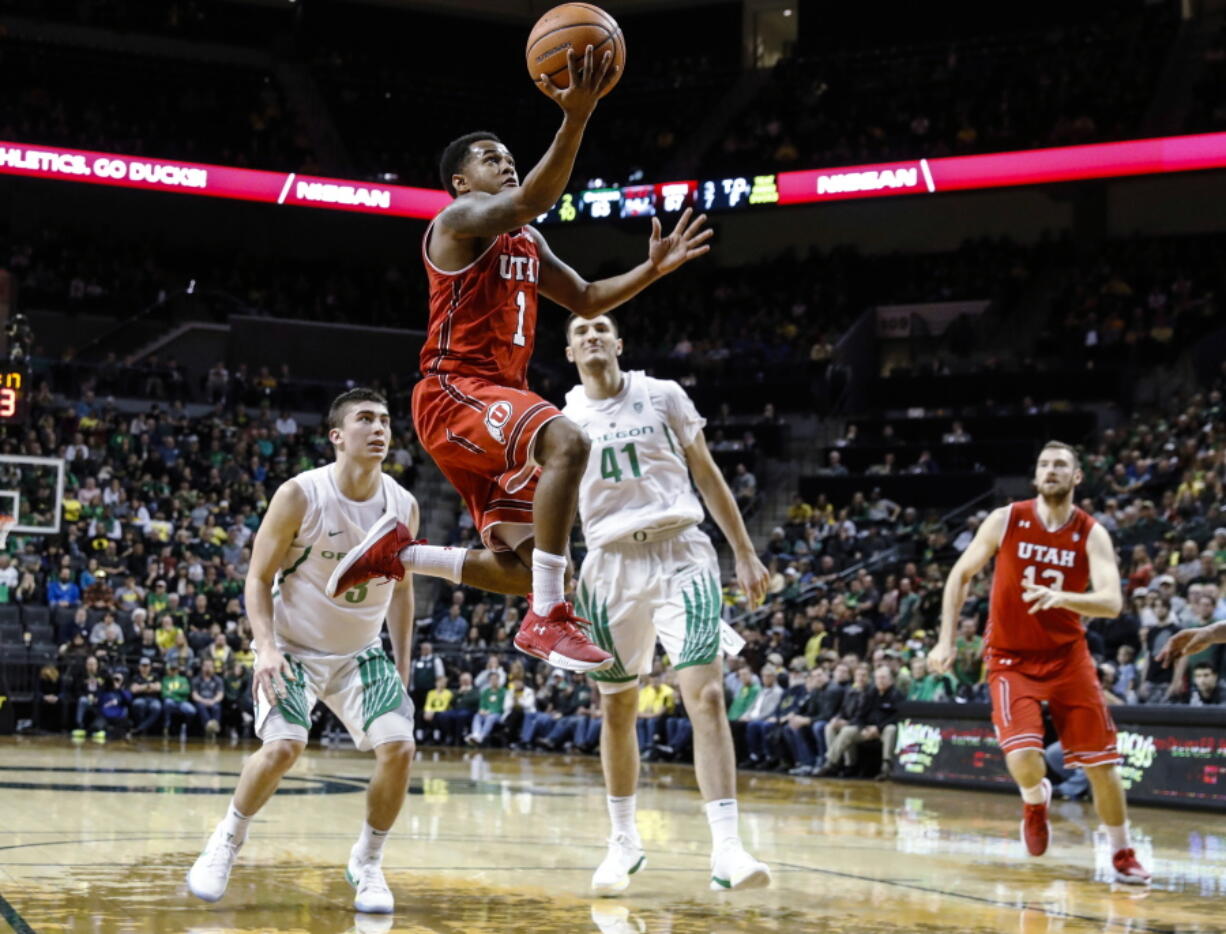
711 875 731 889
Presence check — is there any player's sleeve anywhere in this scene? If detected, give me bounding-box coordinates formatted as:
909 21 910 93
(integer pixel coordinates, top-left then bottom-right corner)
654 378 706 447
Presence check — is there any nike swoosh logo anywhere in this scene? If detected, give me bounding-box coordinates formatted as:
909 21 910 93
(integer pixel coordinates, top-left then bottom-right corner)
328 530 343 537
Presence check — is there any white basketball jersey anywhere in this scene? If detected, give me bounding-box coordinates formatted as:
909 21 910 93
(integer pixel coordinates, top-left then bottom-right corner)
563 371 706 548
272 464 418 657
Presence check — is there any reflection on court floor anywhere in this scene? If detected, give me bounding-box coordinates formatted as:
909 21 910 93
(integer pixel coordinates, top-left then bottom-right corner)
1 737 1222 933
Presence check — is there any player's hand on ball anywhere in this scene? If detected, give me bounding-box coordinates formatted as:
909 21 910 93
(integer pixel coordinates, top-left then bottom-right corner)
735 551 770 608
1021 580 1063 613
1156 627 1211 667
253 648 294 707
538 46 615 117
648 207 714 275
927 642 954 674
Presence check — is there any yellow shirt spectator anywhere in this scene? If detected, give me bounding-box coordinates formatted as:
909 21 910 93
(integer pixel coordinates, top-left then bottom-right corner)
637 682 675 717
63 495 82 523
155 624 179 653
425 687 453 713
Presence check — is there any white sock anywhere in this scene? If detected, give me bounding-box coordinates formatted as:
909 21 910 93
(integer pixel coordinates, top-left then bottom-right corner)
1106 823 1130 851
355 821 390 863
607 794 639 842
704 798 739 849
220 801 252 845
1020 781 1048 805
400 543 466 583
531 549 567 615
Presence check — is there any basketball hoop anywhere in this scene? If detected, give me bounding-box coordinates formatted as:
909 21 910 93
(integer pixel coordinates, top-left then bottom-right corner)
0 514 14 550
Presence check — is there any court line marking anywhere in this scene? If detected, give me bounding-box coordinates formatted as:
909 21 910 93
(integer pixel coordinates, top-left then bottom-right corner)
0 892 35 934
773 859 1176 934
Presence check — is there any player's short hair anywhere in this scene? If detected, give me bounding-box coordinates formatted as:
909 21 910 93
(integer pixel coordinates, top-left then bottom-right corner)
1038 440 1081 468
1192 661 1217 675
565 312 619 340
327 388 388 432
439 131 503 197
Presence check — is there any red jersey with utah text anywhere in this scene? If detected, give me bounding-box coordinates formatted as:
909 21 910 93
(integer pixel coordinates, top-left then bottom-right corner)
420 222 540 389
986 499 1097 656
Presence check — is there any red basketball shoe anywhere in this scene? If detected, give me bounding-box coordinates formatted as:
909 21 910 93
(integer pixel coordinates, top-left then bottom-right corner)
1020 777 1052 856
325 513 421 598
1112 848 1150 885
514 599 614 673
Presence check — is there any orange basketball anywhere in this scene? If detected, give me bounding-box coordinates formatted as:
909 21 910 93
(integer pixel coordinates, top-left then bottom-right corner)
525 3 625 98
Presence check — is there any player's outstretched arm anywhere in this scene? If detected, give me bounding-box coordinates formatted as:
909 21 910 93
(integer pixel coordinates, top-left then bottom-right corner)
440 47 615 238
684 429 769 608
531 208 712 318
1020 523 1123 619
386 502 420 688
930 507 1008 673
245 480 307 708
1156 620 1226 667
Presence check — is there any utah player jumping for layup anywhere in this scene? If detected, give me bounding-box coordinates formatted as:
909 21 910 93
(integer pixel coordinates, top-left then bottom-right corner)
327 45 713 672
930 442 1149 884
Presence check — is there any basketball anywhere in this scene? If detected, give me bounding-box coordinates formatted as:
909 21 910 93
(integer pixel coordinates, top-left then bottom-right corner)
525 2 625 98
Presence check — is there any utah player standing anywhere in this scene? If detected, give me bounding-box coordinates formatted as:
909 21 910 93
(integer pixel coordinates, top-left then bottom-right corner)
326 46 714 672
930 441 1149 884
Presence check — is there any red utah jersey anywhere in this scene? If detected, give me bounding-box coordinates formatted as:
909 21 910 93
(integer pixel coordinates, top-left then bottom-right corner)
986 499 1097 656
420 222 541 389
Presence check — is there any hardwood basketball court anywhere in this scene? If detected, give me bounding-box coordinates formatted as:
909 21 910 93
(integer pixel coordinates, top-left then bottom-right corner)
0 737 1221 933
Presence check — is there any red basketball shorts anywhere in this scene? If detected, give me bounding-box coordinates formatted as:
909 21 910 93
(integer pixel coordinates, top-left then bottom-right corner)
986 641 1120 769
413 374 562 552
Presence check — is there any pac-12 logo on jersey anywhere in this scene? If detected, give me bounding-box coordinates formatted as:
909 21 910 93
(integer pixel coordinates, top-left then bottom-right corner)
484 400 514 444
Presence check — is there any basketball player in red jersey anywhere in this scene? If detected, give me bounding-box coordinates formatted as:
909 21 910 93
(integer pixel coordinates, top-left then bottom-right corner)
326 46 713 672
930 441 1150 884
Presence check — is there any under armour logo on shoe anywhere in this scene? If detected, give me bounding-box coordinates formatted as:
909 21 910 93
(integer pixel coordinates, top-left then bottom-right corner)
533 624 548 634
1019 520 1031 528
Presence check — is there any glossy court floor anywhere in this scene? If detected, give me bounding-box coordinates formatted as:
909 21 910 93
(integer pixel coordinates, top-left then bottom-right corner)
0 737 1223 933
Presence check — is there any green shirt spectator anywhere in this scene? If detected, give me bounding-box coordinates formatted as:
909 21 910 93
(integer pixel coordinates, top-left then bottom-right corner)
954 620 984 686
478 686 506 714
727 670 761 720
162 668 191 703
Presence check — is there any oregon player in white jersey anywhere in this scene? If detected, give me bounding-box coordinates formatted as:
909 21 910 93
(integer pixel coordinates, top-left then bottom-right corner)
188 388 419 915
562 314 773 894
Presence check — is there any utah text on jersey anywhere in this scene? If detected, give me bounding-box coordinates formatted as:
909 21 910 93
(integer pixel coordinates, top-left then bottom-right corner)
1015 542 1077 568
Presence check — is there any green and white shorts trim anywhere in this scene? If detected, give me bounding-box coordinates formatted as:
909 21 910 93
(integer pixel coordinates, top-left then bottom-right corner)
253 642 415 751
576 525 725 694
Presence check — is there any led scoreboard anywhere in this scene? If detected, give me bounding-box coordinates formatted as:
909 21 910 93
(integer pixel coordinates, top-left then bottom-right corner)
0 370 28 424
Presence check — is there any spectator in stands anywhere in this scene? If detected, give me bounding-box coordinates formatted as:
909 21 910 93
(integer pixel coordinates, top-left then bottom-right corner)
410 641 446 734
785 667 841 775
636 669 676 757
222 661 254 740
953 618 983 688
36 663 65 732
822 451 849 477
942 421 973 444
164 629 195 673
907 655 955 701
819 664 870 774
161 659 195 738
433 603 469 645
192 657 224 737
739 666 784 769
1113 646 1140 703
89 612 123 647
421 674 453 745
467 670 506 746
732 463 758 515
129 656 163 735
155 613 180 653
72 655 107 740
537 673 596 751
98 670 133 740
820 665 902 780
47 568 81 607
474 654 506 692
912 448 936 473
1179 662 1226 706
1139 597 1180 702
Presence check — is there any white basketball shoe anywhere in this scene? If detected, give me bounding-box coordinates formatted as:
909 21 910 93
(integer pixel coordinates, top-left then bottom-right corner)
187 823 243 902
709 839 771 891
591 834 647 895
346 845 395 914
